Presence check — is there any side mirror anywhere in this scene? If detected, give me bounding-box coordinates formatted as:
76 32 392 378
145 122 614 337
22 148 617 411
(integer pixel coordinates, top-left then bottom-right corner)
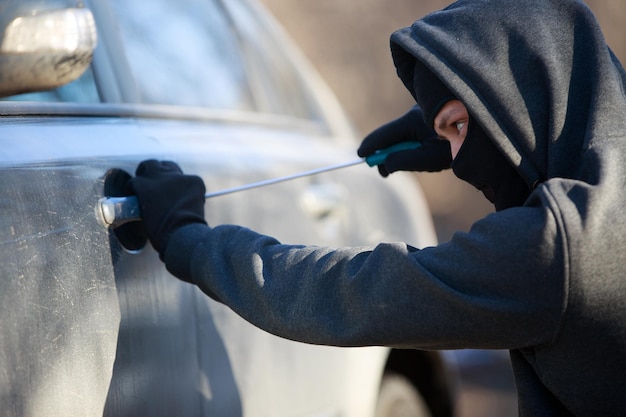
0 8 97 97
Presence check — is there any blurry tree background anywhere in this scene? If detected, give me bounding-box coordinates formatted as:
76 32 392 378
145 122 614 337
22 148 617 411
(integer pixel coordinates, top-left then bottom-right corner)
260 0 626 243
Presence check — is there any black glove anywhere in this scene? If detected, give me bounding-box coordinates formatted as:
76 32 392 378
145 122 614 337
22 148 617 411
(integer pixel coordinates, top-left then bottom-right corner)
129 160 207 259
357 105 452 177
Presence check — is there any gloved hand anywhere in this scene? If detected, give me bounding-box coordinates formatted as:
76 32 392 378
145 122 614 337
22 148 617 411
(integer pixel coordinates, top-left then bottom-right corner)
357 105 452 177
129 160 207 259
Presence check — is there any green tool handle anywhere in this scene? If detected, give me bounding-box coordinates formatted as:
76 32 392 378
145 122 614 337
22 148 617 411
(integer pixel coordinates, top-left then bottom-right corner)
365 142 422 167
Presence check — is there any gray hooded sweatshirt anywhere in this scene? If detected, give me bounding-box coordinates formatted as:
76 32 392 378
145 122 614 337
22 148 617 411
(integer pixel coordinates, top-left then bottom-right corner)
164 0 626 415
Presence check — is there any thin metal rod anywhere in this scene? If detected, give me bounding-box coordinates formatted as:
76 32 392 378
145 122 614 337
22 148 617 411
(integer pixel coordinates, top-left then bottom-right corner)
204 158 364 198
98 158 365 228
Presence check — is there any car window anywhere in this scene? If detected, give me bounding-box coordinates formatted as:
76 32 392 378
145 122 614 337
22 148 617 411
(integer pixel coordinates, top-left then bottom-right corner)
108 0 315 120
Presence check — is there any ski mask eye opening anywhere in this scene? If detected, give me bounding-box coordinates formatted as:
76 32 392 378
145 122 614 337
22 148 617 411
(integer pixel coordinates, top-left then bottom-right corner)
451 118 532 211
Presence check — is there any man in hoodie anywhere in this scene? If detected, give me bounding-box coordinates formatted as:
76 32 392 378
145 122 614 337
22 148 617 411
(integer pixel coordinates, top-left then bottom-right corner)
129 0 626 415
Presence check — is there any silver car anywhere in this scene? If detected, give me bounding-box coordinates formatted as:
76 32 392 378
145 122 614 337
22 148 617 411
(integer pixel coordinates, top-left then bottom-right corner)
0 0 456 416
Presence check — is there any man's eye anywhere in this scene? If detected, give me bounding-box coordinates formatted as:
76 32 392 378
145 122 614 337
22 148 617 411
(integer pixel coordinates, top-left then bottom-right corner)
455 121 466 134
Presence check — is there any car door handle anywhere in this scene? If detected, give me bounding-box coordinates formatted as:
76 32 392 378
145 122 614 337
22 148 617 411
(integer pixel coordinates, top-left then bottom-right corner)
299 183 346 219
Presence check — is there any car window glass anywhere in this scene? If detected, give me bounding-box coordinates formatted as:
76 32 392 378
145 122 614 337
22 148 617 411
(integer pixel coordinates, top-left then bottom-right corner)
221 0 315 119
108 0 316 120
109 0 253 111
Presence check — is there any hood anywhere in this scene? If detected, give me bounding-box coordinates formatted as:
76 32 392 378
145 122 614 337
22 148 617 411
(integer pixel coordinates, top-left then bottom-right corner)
390 0 626 188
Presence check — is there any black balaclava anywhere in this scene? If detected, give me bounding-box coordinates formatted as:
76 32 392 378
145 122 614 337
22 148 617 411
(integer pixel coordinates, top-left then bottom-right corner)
412 60 456 127
452 118 531 211
412 59 531 211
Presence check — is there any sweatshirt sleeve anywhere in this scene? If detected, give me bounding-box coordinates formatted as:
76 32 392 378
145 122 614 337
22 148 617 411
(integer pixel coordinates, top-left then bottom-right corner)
163 204 566 350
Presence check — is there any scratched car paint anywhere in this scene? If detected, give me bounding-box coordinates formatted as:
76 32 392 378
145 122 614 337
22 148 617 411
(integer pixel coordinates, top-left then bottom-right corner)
0 0 456 416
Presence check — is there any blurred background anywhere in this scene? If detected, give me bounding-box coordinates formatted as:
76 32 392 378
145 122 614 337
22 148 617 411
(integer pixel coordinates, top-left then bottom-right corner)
258 1 626 416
